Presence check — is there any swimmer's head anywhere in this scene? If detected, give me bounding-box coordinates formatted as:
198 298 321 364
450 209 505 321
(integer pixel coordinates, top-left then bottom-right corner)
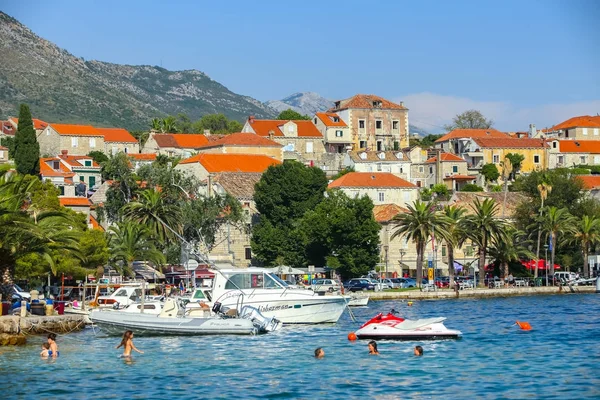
314 347 324 358
414 345 423 356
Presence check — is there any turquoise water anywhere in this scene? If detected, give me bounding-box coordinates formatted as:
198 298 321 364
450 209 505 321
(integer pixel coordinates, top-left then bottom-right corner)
1 293 599 399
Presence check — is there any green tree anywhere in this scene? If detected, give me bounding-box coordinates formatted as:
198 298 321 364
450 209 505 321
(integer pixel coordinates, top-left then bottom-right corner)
443 205 467 287
417 134 444 148
151 118 163 132
162 116 178 133
174 113 192 133
391 201 450 286
443 110 494 131
277 109 311 120
481 163 499 182
331 166 354 180
541 207 576 278
0 136 15 158
122 188 183 242
568 215 600 278
87 151 109 164
99 152 139 222
461 184 484 192
505 153 525 179
431 184 450 199
79 229 110 270
488 228 533 278
108 222 165 277
462 198 508 287
14 104 40 175
192 114 243 134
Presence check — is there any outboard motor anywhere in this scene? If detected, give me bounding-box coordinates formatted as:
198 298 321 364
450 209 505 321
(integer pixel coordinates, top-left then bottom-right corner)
212 302 222 314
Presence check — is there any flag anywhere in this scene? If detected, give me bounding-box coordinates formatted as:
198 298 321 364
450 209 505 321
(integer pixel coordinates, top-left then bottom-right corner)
548 234 553 252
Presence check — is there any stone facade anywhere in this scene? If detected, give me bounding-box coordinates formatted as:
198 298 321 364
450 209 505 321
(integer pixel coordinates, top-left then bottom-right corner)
38 125 105 157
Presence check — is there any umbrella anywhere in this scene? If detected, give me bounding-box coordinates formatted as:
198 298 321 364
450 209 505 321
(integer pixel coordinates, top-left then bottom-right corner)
521 260 560 270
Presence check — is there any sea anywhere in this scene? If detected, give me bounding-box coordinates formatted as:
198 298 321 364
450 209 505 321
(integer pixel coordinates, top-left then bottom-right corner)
1 293 599 399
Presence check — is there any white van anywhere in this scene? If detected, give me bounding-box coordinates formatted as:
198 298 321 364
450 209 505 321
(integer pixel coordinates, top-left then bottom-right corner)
553 272 576 283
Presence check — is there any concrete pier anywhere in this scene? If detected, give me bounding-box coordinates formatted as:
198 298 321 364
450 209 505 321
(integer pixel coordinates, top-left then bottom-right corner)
0 315 87 346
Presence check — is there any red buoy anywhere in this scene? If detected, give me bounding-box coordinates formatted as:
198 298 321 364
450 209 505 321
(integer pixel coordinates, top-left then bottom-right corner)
516 321 532 331
348 332 357 341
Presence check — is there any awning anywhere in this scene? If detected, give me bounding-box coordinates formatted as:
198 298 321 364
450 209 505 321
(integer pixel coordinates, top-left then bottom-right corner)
267 266 306 275
521 260 561 270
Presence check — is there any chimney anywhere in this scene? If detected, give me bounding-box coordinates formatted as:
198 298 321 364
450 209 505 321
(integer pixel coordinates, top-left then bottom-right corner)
529 124 537 138
400 101 404 107
60 149 68 159
204 129 211 136
268 130 274 140
249 116 255 124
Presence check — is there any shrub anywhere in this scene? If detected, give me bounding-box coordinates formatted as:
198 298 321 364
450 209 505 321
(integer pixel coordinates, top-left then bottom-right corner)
461 183 484 192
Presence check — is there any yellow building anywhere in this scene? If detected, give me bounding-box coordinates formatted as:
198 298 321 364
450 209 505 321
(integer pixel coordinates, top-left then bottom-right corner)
464 137 548 174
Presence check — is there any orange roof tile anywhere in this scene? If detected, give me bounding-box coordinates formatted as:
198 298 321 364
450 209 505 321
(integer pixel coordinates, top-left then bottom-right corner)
425 153 466 163
247 120 323 138
373 204 408 222
0 145 7 150
96 127 138 143
129 153 158 161
443 174 477 181
39 157 76 177
551 116 600 131
577 175 600 190
178 153 281 173
89 215 105 231
50 123 102 136
315 112 348 127
472 138 547 148
557 140 600 153
59 197 92 207
208 132 282 147
329 94 407 111
435 128 508 143
9 117 49 130
152 133 209 148
328 172 416 189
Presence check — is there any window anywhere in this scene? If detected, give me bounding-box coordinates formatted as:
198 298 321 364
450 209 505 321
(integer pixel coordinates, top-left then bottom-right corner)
419 166 424 173
0 150 3 159
89 176 96 187
533 155 540 164
71 137 78 147
452 165 458 173
245 248 252 260
335 130 343 137
465 246 473 257
84 160 92 167
377 141 383 151
225 273 263 289
283 143 295 152
552 141 557 149
442 246 447 257
583 128 588 136
89 138 96 148
399 167 403 173
359 120 365 129
493 155 499 163
392 121 399 130
112 146 118 154
53 161 60 169
377 163 382 171
124 147 128 154
306 142 313 153
376 120 382 129
429 166 433 174
359 140 367 149
287 125 294 133
594 156 600 164
80 176 85 182
378 192 385 202
581 156 587 164
558 155 564 164
314 118 317 124
595 128 599 136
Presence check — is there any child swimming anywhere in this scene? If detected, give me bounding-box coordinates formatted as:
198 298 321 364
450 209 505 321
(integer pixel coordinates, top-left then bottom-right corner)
40 343 50 358
116 330 144 357
47 333 59 358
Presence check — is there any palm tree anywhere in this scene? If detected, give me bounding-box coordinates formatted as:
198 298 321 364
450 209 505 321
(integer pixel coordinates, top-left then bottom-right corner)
162 116 178 133
462 198 507 287
568 215 600 278
535 182 552 278
151 118 163 132
540 206 576 279
122 189 183 243
488 228 533 279
108 222 166 277
443 205 467 288
391 200 450 287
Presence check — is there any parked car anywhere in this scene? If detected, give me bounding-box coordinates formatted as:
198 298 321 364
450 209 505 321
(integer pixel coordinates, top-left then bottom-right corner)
386 278 405 289
310 279 341 293
343 278 375 292
13 284 31 300
365 278 391 291
397 278 416 288
434 277 450 288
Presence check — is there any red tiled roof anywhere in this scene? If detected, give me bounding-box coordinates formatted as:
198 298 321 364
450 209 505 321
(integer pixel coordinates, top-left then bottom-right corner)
551 116 600 131
373 204 408 222
247 120 323 138
443 174 477 181
0 145 7 150
61 155 100 168
50 124 102 136
39 157 76 177
152 133 209 148
129 153 157 161
577 175 600 190
435 128 507 143
208 132 282 147
96 127 138 143
328 172 417 189
329 94 407 111
59 197 92 207
315 112 348 127
9 117 49 130
425 153 466 163
89 215 105 231
472 138 547 148
557 140 600 153
178 153 281 173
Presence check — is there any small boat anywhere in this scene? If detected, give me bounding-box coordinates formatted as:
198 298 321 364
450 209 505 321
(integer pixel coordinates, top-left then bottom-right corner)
90 298 281 336
354 311 462 340
347 294 369 307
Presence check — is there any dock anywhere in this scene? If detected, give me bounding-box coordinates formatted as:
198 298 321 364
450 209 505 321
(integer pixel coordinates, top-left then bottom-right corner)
0 315 87 346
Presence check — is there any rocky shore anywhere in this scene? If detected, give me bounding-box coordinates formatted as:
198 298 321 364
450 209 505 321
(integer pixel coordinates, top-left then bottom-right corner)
0 315 87 346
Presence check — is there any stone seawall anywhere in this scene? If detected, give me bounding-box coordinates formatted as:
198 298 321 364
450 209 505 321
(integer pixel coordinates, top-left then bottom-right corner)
0 315 87 346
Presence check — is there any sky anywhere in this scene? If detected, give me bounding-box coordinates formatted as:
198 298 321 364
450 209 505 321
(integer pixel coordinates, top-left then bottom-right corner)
2 0 599 132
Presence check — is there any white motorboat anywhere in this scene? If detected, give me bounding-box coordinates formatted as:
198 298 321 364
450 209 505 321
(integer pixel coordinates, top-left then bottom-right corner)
204 267 347 324
347 294 369 307
89 298 281 336
354 311 462 340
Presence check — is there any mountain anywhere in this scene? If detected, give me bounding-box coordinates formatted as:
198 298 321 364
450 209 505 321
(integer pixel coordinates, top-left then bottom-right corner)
265 92 334 117
0 12 276 130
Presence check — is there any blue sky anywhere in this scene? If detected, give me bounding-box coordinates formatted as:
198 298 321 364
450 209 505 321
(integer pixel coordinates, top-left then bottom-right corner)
2 0 599 131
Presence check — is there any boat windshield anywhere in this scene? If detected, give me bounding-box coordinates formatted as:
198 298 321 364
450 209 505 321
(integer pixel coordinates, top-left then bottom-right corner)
267 273 289 288
223 272 287 290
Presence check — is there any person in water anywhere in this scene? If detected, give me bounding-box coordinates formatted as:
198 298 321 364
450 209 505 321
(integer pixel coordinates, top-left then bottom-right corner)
40 342 50 358
414 345 424 356
116 330 144 357
368 340 379 355
314 347 325 358
47 333 59 358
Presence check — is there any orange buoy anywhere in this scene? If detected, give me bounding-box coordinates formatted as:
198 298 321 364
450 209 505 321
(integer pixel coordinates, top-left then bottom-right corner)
348 332 357 341
516 321 532 331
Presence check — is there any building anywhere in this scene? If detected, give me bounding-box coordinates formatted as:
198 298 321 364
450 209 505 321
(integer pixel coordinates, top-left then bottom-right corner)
96 127 140 155
141 132 217 157
128 153 158 170
328 94 409 151
424 152 471 189
40 151 101 195
313 112 352 154
434 128 509 155
195 132 283 161
2 117 48 138
327 172 418 208
38 124 105 156
577 175 600 201
546 116 600 140
175 153 282 182
463 137 548 174
407 146 430 188
59 197 93 224
0 145 8 163
242 117 325 165
548 139 600 168
344 150 412 182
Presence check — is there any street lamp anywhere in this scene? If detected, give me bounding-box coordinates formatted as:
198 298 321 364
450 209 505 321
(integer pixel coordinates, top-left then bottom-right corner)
544 244 549 286
384 245 389 280
399 249 406 277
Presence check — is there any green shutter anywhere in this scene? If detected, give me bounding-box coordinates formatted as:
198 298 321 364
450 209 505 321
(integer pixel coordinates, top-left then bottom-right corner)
89 176 96 187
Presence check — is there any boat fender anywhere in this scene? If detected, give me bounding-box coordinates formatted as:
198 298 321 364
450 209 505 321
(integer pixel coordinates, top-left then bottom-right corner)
516 321 531 330
348 332 357 341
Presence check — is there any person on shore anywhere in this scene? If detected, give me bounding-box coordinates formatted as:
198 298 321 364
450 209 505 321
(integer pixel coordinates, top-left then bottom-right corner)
116 330 144 357
507 273 515 287
314 347 325 358
40 342 50 358
414 345 423 356
47 333 59 358
368 340 379 355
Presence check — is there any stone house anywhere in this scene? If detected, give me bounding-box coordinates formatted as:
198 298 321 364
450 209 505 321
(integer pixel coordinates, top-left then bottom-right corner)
407 146 429 188
424 152 472 190
128 153 157 170
344 150 412 182
546 116 600 140
328 94 409 151
312 112 352 154
38 124 104 156
2 117 48 138
577 175 600 201
195 132 283 161
463 137 548 174
327 172 418 208
548 139 600 168
96 127 140 155
40 151 101 196
434 128 509 157
59 197 93 224
175 153 281 182
142 132 219 157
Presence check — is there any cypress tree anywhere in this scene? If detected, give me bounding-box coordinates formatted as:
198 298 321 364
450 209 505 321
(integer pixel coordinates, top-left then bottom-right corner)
14 103 40 175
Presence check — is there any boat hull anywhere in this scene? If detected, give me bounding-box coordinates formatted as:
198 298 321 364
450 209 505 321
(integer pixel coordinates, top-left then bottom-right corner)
347 295 369 307
355 322 462 341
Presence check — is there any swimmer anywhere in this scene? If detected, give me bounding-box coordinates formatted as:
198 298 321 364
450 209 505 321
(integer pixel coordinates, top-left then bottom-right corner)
116 330 144 357
414 345 423 356
314 347 325 359
368 340 379 355
47 333 59 358
40 342 50 358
